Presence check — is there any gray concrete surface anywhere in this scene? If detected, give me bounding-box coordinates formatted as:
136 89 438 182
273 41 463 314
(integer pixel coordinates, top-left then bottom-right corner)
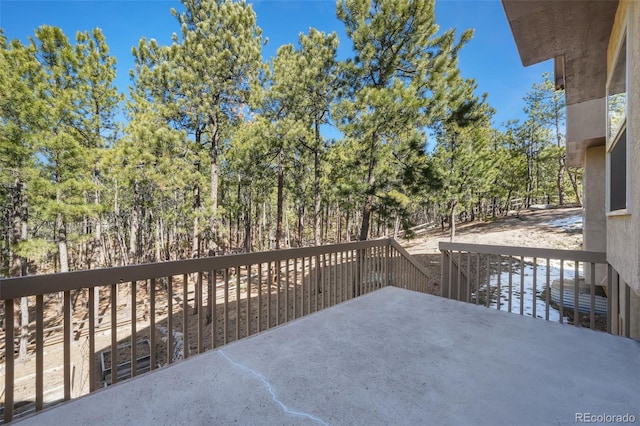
17 287 640 426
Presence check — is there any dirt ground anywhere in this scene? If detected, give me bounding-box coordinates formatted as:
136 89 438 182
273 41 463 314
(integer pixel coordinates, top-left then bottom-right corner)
401 206 583 295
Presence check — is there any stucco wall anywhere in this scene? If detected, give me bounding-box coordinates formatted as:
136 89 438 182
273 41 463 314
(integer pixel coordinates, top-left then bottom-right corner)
584 146 607 252
630 1 640 339
631 291 640 338
566 99 606 168
606 1 640 338
607 0 630 75
583 146 607 284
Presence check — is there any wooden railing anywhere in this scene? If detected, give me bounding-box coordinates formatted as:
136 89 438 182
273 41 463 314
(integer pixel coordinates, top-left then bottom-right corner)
439 242 632 338
0 238 429 423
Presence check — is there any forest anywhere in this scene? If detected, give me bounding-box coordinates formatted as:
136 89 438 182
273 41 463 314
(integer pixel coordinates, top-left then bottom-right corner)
1 0 581 278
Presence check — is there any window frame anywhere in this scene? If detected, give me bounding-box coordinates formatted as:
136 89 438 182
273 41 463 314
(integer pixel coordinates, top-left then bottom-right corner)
606 18 631 216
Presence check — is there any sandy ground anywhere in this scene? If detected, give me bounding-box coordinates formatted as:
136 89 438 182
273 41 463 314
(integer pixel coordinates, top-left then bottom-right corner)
401 206 584 295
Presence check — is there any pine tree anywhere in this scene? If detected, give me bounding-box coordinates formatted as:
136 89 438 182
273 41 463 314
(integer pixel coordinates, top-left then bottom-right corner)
433 108 496 240
133 0 263 255
0 33 42 276
0 32 46 359
73 28 123 268
335 0 473 240
271 30 340 245
524 73 580 205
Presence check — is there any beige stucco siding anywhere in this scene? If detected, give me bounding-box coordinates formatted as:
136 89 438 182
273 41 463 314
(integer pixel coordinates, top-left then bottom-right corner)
606 1 640 301
583 146 607 284
632 1 640 295
607 0 630 76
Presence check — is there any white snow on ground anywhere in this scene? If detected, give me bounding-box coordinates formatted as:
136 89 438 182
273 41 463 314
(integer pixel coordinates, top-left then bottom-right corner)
544 214 583 231
485 259 577 322
466 212 589 323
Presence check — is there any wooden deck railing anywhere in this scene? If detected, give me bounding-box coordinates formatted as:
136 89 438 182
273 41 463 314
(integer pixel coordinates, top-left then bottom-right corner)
439 242 632 338
0 238 428 423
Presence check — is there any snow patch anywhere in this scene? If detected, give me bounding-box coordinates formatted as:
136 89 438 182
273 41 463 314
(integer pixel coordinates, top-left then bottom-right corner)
486 259 577 322
544 215 582 231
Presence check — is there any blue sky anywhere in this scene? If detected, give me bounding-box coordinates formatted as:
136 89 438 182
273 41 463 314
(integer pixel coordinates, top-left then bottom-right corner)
0 0 553 132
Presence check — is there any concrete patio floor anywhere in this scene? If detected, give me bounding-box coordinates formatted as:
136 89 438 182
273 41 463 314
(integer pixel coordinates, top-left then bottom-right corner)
16 287 640 426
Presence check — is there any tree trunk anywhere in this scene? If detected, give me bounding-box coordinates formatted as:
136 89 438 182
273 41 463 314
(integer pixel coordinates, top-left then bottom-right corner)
94 215 103 268
555 97 566 206
252 200 259 251
275 146 285 249
19 188 28 360
209 121 220 247
359 195 373 241
557 155 566 205
359 164 376 241
505 190 513 217
10 179 30 360
313 121 322 246
57 213 69 273
393 216 401 239
192 161 201 258
323 203 329 243
449 201 457 242
297 205 304 247
243 187 252 253
235 176 242 248
56 211 69 316
567 168 582 206
285 208 291 248
345 208 351 242
129 180 140 265
335 204 341 243
192 212 199 258
129 209 139 265
261 202 267 250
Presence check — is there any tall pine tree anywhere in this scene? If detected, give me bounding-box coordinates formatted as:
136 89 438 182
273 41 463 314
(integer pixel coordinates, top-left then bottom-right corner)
335 0 473 240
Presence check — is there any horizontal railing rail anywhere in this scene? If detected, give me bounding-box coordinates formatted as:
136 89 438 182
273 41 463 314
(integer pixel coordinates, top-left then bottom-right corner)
0 240 386 300
439 242 632 339
439 242 606 263
388 239 430 294
0 238 429 424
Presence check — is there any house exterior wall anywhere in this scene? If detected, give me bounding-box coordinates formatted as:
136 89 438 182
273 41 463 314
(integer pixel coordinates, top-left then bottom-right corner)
607 0 630 72
583 146 607 285
606 0 640 338
566 99 606 167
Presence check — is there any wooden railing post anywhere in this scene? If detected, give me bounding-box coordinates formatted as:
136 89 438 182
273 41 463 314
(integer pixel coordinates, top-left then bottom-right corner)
440 251 447 298
607 264 612 334
355 248 362 297
623 282 631 338
385 241 391 287
4 299 15 424
612 268 620 335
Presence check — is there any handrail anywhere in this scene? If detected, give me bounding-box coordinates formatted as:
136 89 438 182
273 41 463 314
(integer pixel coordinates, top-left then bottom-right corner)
0 238 431 424
390 239 431 277
0 240 388 300
439 242 606 263
439 241 632 339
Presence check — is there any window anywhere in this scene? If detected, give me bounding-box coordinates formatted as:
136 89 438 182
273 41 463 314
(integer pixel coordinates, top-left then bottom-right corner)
610 128 626 211
607 28 628 213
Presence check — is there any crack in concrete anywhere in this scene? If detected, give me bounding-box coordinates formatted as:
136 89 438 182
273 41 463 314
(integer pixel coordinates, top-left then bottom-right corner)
218 350 329 426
